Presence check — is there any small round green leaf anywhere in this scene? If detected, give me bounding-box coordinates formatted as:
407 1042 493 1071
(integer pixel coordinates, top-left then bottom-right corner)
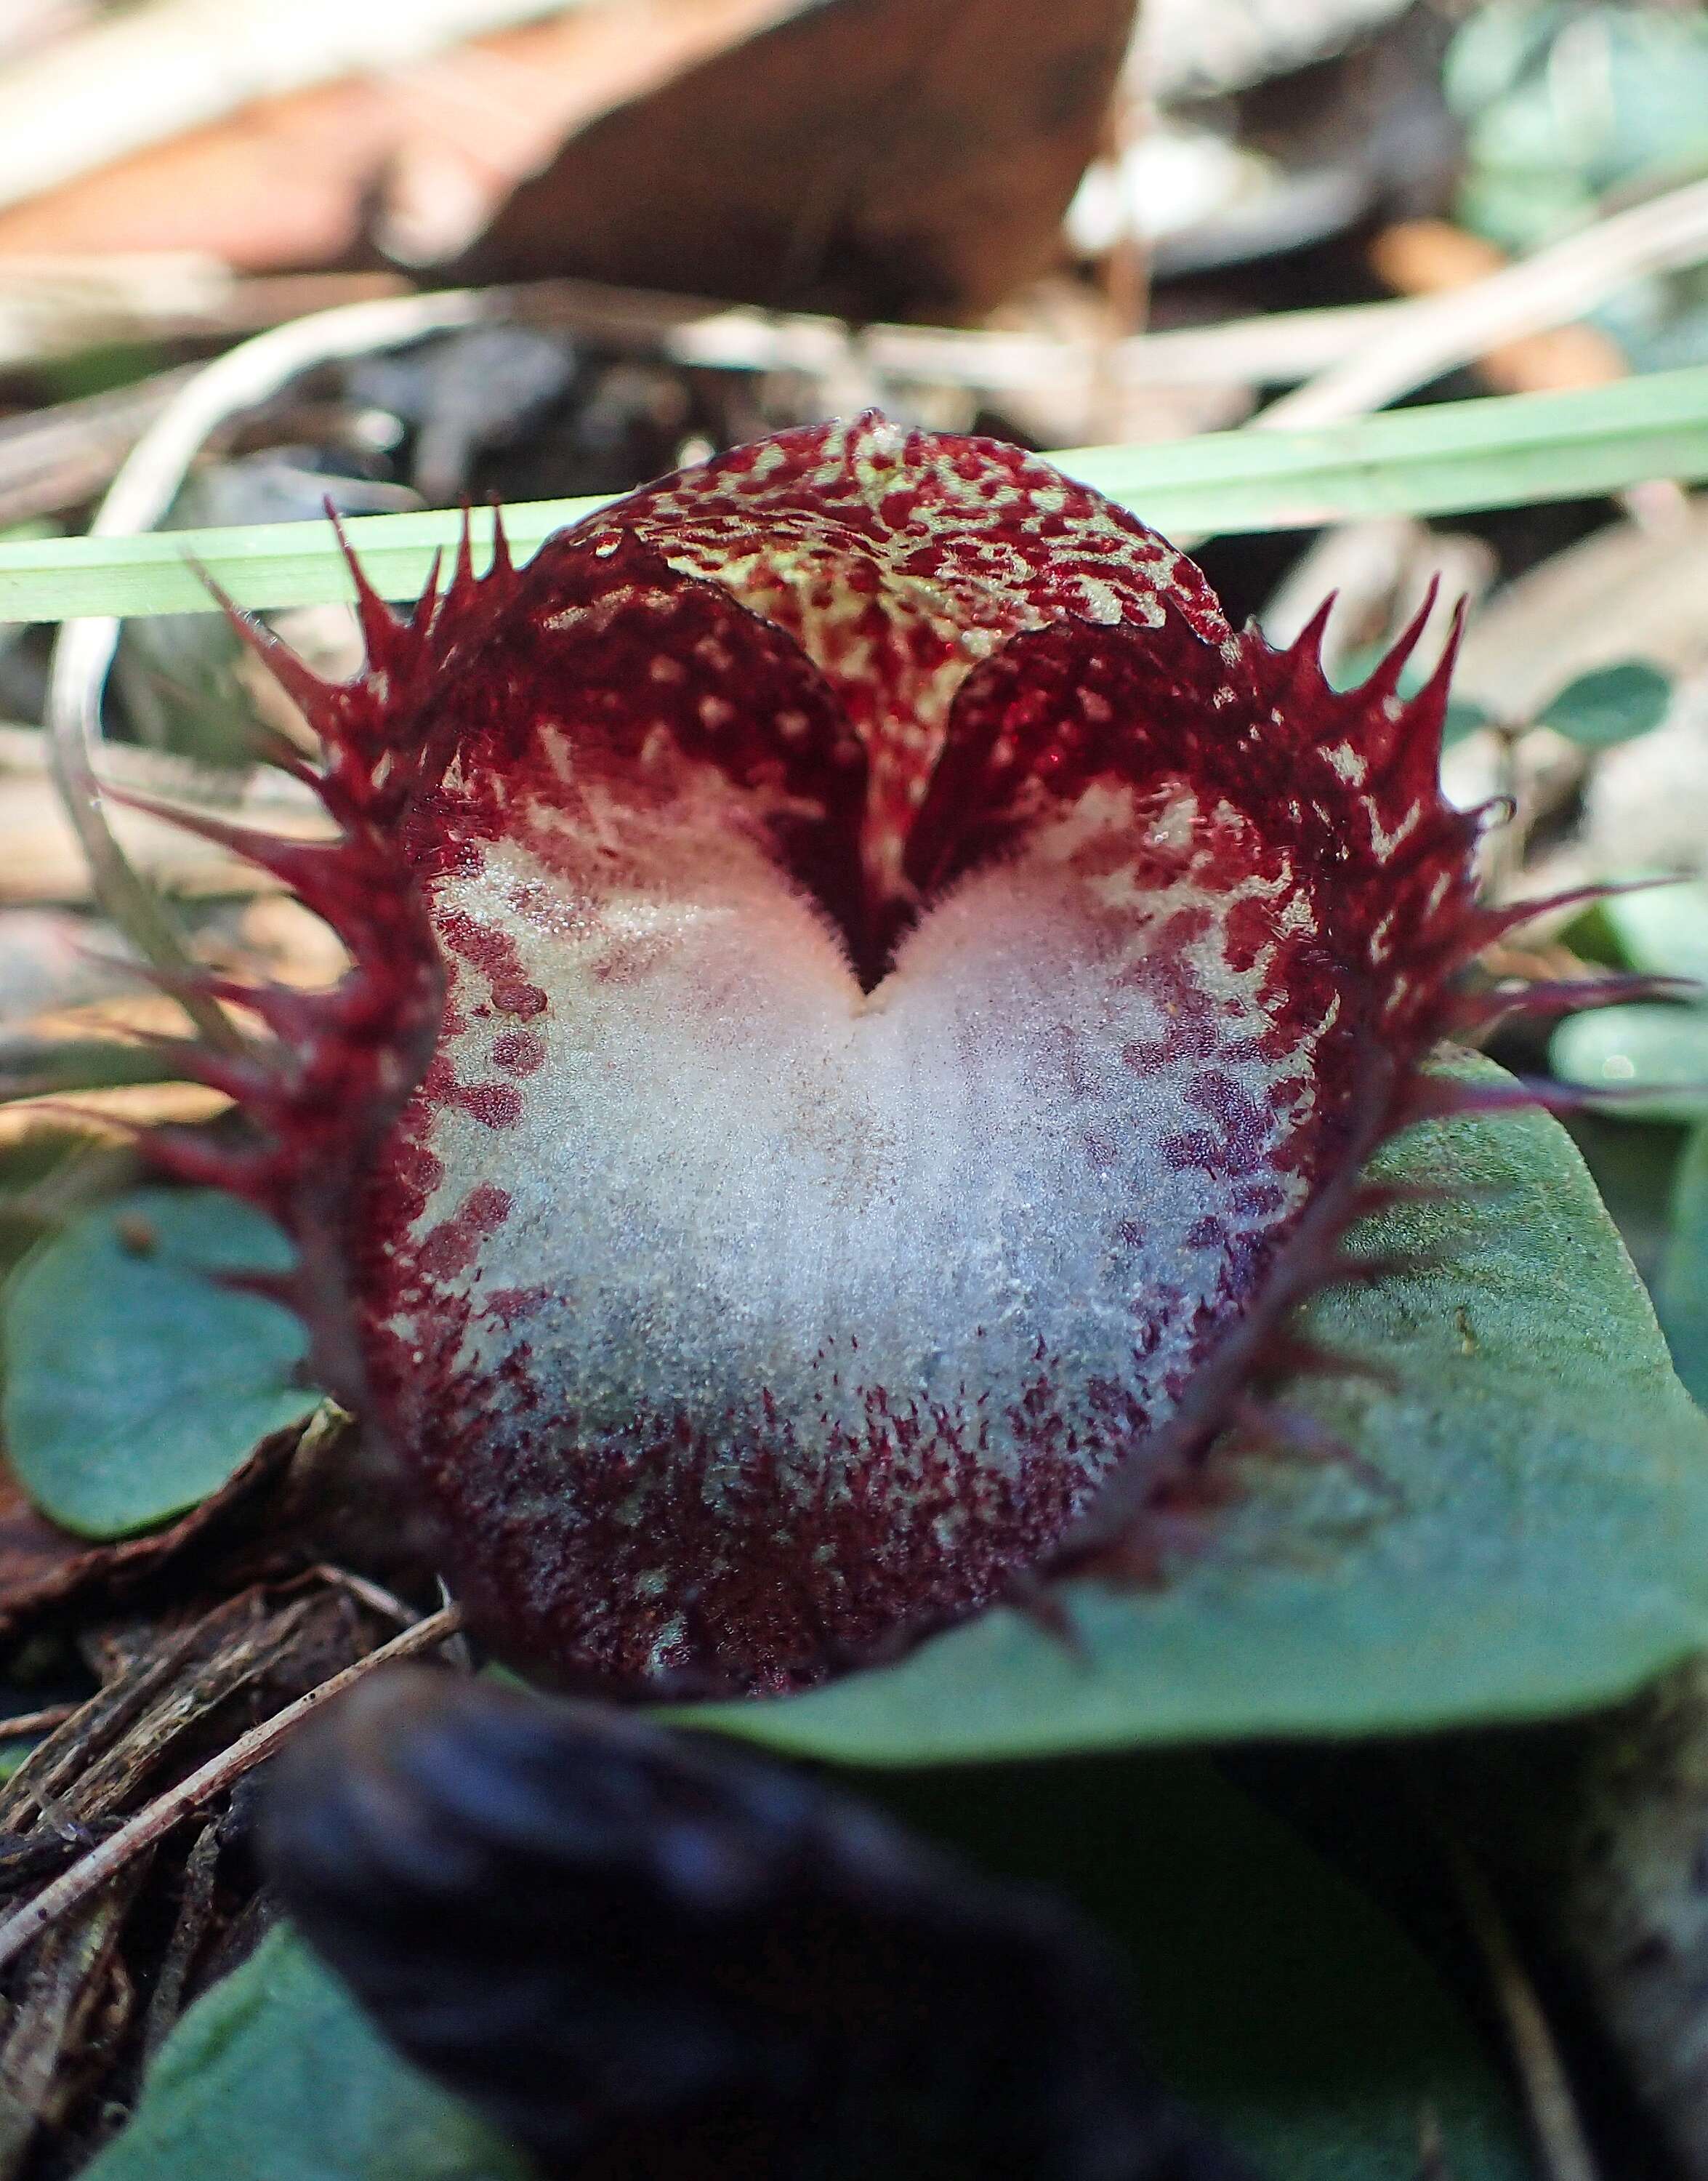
1536 659 1672 749
684 1056 1708 1763
0 1187 314 1538
1601 877 1708 988
1550 1003 1708 1122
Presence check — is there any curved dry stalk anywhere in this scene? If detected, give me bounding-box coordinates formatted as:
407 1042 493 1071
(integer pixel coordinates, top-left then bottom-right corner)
1444 1834 1601 2181
46 287 490 1048
1263 175 1708 433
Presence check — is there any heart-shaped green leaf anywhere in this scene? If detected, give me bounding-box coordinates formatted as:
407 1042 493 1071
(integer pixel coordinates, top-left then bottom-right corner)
87 1763 1528 2181
80 1925 529 2181
0 1187 314 1538
683 1056 1708 1763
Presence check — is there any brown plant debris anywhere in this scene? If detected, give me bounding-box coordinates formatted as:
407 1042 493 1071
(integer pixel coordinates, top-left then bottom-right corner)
0 1570 464 2176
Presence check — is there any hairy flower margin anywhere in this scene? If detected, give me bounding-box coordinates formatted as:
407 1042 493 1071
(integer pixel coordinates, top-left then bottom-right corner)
133 413 1624 1700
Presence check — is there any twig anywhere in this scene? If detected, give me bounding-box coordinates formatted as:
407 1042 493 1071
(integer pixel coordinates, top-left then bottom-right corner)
1446 1833 1601 2181
511 272 1387 390
305 1562 419 1628
139 1818 222 2065
0 1707 77 1744
0 366 197 526
46 285 488 1047
0 1603 464 1977
503 268 1662 403
1262 175 1708 433
0 270 409 521
0 261 407 371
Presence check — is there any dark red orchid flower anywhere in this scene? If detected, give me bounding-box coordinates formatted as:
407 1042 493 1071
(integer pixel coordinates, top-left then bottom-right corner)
145 414 1552 1698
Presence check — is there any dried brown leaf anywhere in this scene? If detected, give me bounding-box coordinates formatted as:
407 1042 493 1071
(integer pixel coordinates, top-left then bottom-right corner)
0 0 797 268
0 1423 297 1641
456 0 1139 316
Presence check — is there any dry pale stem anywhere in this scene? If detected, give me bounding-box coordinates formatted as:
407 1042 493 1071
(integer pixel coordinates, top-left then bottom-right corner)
0 1603 464 1977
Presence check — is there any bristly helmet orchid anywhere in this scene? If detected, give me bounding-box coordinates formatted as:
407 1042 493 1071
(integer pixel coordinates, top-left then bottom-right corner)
138 414 1574 1698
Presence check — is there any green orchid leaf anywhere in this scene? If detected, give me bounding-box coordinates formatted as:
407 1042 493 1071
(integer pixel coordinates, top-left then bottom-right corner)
1550 1004 1708 1123
683 1056 1708 1763
878 1754 1531 2181
85 1763 1530 2181
0 1186 315 1537
81 1926 529 2181
1536 659 1672 750
1661 1120 1708 1408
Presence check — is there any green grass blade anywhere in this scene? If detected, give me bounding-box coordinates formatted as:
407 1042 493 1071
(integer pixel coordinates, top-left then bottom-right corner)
2 368 1707 623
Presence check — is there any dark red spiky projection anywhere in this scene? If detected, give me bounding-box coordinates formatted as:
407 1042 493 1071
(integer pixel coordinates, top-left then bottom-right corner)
137 414 1589 1698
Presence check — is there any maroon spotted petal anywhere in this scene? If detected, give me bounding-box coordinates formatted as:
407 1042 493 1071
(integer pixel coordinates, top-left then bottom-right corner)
150 414 1509 1697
